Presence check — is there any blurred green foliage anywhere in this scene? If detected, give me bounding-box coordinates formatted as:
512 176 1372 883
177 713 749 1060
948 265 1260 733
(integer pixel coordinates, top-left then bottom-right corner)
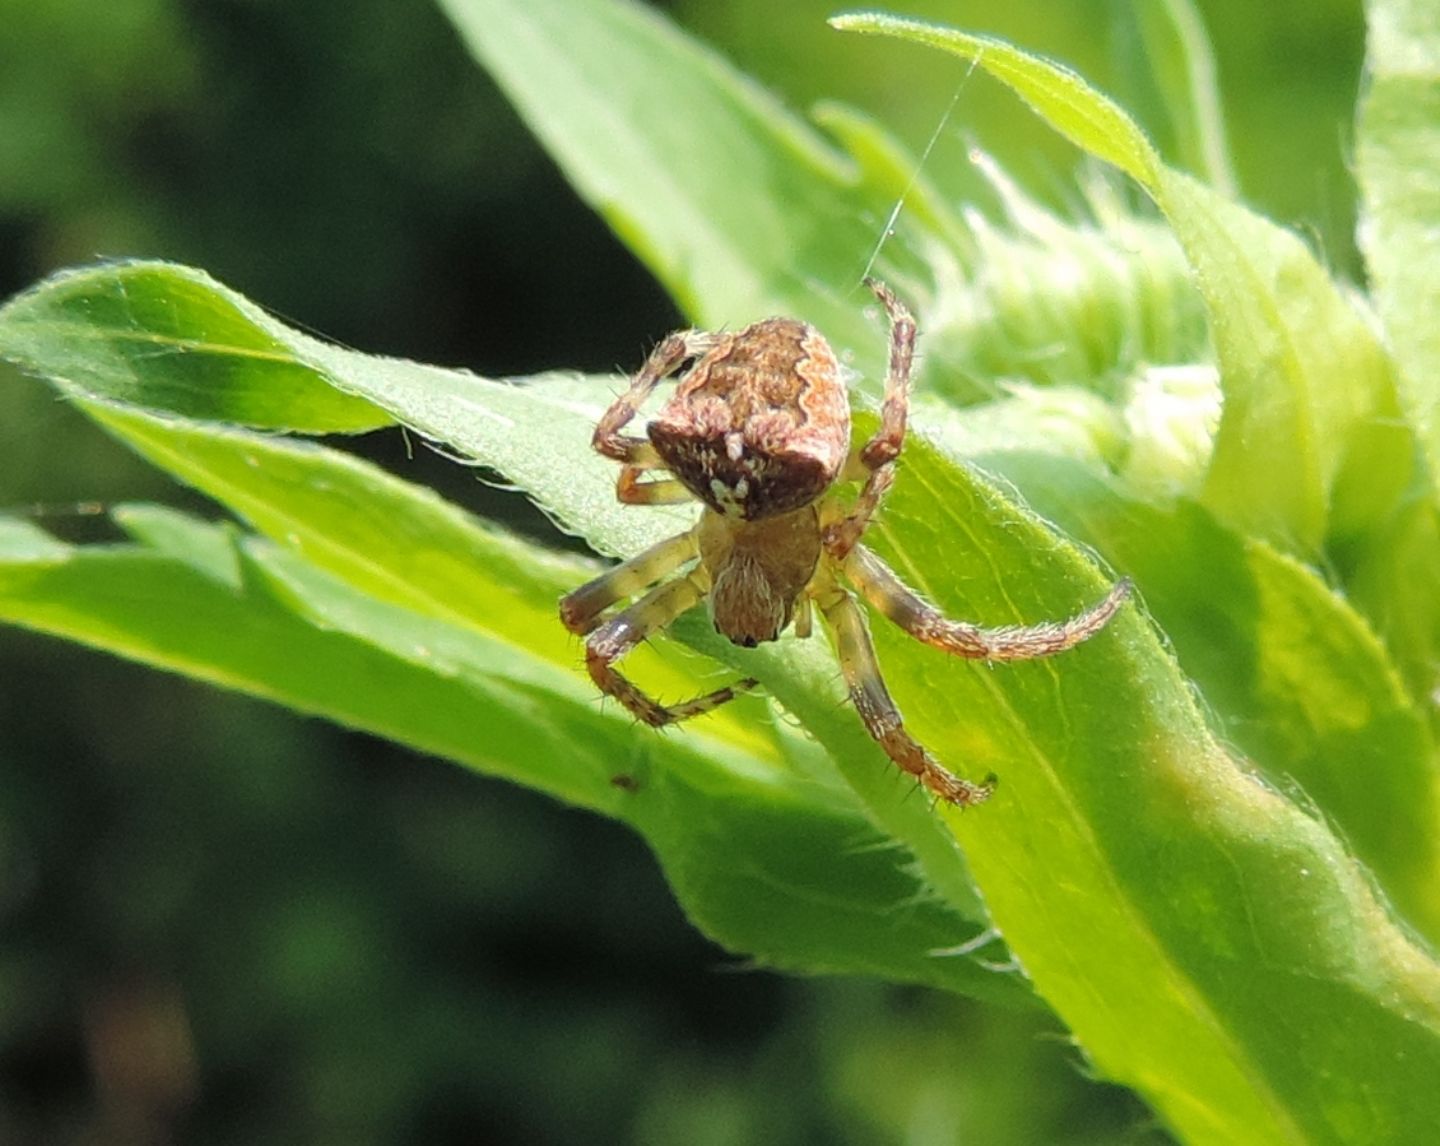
0 0 1372 1141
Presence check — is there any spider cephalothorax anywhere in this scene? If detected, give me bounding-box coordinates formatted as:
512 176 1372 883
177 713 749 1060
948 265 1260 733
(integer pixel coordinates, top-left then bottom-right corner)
560 279 1130 806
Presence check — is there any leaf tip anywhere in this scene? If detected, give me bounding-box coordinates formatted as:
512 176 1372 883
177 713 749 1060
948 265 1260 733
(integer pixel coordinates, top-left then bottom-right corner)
827 11 885 34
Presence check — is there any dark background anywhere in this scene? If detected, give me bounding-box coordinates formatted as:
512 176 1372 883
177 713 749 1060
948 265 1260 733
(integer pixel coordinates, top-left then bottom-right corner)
0 1 1365 1141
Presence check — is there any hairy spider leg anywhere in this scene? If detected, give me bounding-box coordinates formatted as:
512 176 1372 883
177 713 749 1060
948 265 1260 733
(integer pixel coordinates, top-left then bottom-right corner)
827 279 915 560
559 531 700 635
816 579 996 807
843 544 1132 661
823 467 896 562
593 329 718 503
593 330 716 450
584 572 758 726
856 277 916 472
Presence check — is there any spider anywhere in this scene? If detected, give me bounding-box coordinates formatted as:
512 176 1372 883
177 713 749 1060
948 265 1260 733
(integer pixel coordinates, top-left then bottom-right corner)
559 279 1130 806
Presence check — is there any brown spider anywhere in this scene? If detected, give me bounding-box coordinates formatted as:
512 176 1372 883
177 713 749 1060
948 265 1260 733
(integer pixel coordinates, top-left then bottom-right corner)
559 279 1130 806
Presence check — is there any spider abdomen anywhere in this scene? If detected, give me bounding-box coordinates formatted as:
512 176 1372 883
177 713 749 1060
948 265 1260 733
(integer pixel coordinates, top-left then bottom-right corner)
648 317 849 520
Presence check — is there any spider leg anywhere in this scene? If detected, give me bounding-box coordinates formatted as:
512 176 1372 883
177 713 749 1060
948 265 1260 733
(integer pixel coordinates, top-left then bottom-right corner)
792 594 814 640
825 279 914 560
616 466 694 506
817 583 995 807
823 465 895 561
855 277 916 473
843 543 1131 661
593 330 717 464
559 531 699 635
585 573 757 726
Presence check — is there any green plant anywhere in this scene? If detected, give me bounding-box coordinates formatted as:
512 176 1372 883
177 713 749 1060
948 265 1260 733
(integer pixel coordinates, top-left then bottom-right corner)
1 0 1436 1141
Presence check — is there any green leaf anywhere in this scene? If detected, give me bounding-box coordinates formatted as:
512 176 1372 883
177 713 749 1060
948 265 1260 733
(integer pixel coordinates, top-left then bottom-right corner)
0 267 1118 967
0 256 1031 995
0 262 390 433
818 18 1440 1136
902 0 1440 731
0 493 1022 1005
915 396 1440 941
434 0 938 383
976 452 1440 944
1338 487 1440 708
870 443 1440 1145
1161 178 1413 554
1129 0 1238 195
0 519 628 810
831 11 1417 559
830 17 1161 186
8 255 1440 1143
0 260 993 926
79 397 783 763
1356 0 1440 476
455 0 1211 415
